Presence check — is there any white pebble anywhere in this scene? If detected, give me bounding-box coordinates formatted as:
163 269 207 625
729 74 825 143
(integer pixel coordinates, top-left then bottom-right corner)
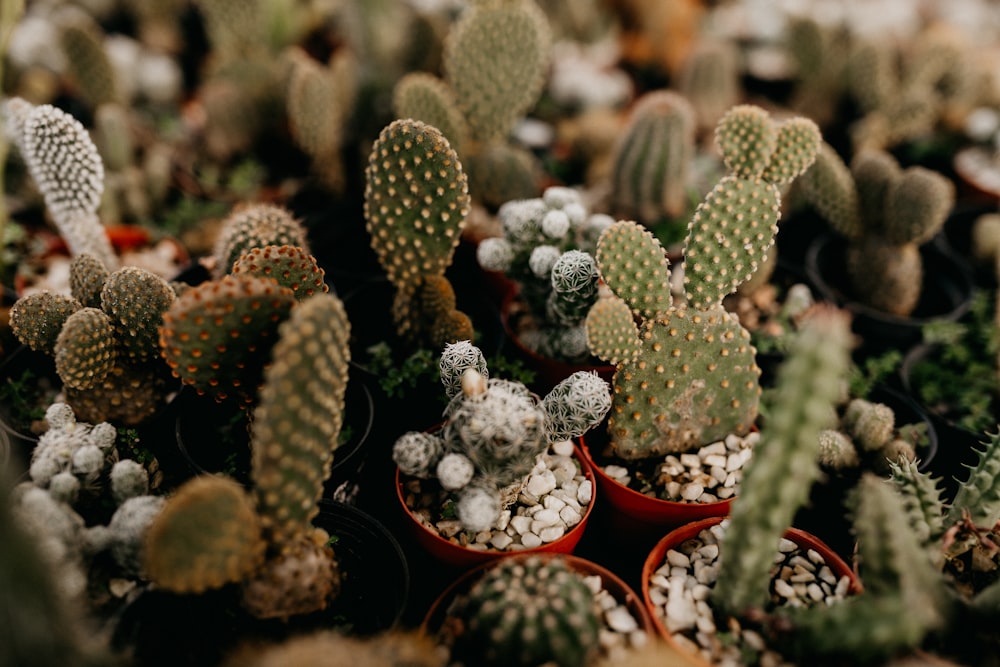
577 479 593 505
520 533 543 548
539 525 566 542
681 483 704 500
605 606 639 633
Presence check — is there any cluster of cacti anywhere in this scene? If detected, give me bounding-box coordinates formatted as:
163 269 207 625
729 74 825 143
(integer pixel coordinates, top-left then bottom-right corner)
392 340 610 532
364 117 474 350
445 555 603 667
816 397 925 475
711 306 853 617
798 143 955 316
391 0 551 209
3 97 116 269
607 90 697 232
147 291 352 620
9 255 178 424
476 185 613 361
586 104 822 460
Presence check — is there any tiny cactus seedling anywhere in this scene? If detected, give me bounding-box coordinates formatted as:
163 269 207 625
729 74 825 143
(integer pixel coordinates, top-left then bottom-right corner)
587 104 820 460
446 555 602 667
392 341 610 533
798 144 955 316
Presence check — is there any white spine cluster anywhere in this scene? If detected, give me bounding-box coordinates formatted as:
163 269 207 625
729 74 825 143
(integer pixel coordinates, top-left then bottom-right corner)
4 98 116 269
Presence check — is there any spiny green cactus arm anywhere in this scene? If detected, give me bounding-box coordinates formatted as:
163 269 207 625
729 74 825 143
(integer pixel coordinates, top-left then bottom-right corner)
251 293 351 544
714 104 776 180
464 140 542 211
713 306 852 617
193 0 265 63
54 308 117 390
609 89 696 223
882 166 955 246
759 116 821 186
594 220 671 320
392 71 469 156
449 555 601 667
231 245 329 301
59 22 121 110
798 142 862 239
584 294 640 366
101 266 176 364
143 475 266 594
850 148 901 234
69 253 109 310
3 98 116 269
888 457 947 551
945 429 1000 528
364 118 470 287
212 203 310 279
9 292 82 355
158 275 298 404
443 0 551 142
682 175 780 309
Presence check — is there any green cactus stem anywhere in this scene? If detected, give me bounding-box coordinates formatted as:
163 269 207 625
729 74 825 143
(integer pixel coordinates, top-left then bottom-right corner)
212 203 311 279
447 555 602 667
69 253 110 310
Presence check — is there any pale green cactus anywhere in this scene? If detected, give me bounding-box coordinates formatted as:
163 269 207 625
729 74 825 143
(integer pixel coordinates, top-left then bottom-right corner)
392 71 469 156
678 40 741 135
59 21 122 111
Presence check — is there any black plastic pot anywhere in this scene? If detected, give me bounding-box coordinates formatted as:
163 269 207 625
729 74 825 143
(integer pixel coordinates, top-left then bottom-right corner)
805 231 975 354
0 344 59 480
110 500 409 667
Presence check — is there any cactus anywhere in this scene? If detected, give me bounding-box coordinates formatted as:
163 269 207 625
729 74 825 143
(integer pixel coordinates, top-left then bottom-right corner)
9 291 83 355
446 555 602 667
442 0 551 143
143 475 266 594
193 0 266 64
463 139 542 210
678 40 741 136
69 253 110 310
712 306 852 617
63 362 174 426
101 265 177 365
231 244 329 301
241 529 341 620
54 308 117 391
798 144 955 316
609 90 697 228
158 274 298 404
3 98 116 270
251 292 351 545
364 118 473 348
221 629 445 667
212 203 311 279
476 186 612 362
392 71 469 156
783 16 850 128
587 105 824 460
59 21 121 111
392 341 610 532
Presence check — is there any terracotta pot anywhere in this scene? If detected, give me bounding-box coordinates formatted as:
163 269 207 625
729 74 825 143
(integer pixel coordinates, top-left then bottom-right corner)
641 515 861 664
577 433 733 543
499 289 615 394
394 442 597 569
422 551 656 661
804 231 974 354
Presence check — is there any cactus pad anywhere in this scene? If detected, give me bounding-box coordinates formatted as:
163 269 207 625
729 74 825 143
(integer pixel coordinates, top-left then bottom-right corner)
392 72 469 155
9 292 83 355
101 266 176 364
715 105 776 179
212 203 310 278
584 295 641 366
231 245 329 301
69 253 110 309
595 220 671 320
54 308 117 390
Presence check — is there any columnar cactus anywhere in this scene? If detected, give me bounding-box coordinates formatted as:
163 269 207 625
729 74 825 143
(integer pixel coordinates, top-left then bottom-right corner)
3 97 116 269
211 203 311 278
392 341 610 532
587 105 821 460
608 90 697 229
447 555 602 667
364 118 473 349
476 186 613 361
711 306 852 617
798 144 955 316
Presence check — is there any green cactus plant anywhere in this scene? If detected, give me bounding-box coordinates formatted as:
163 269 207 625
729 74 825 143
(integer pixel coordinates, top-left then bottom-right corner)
59 20 122 112
393 340 610 533
586 105 821 461
677 40 741 137
476 185 612 362
9 291 83 355
392 71 469 156
211 203 311 279
608 90 697 231
230 244 329 301
463 139 542 211
798 144 955 316
69 253 110 310
53 308 117 391
446 555 603 667
101 265 177 365
364 118 473 349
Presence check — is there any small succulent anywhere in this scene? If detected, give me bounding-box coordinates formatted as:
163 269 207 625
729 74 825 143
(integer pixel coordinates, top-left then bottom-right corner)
587 104 821 460
392 340 610 532
476 185 613 361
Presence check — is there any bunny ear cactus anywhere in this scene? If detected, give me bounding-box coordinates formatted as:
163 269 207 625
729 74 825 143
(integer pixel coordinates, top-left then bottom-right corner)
392 71 469 156
365 118 473 348
442 0 551 143
212 203 311 279
588 105 820 460
231 244 329 301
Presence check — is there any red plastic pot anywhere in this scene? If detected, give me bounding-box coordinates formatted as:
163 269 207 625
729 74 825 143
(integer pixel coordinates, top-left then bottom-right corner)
394 442 597 569
500 289 615 394
577 435 733 540
640 515 862 663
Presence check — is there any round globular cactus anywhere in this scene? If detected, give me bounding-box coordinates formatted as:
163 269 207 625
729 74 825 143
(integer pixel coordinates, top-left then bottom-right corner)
10 292 83 355
212 203 310 279
158 275 298 404
54 308 117 390
446 555 602 667
231 244 329 301
439 339 488 400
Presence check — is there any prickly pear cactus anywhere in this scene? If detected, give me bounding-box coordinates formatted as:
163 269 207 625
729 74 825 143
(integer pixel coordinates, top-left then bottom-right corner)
446 555 602 667
54 308 117 390
588 105 820 460
392 71 469 156
101 265 176 365
212 203 310 279
10 291 83 355
231 244 329 301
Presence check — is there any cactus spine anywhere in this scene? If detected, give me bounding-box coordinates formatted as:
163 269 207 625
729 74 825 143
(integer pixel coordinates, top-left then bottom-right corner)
447 555 602 667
